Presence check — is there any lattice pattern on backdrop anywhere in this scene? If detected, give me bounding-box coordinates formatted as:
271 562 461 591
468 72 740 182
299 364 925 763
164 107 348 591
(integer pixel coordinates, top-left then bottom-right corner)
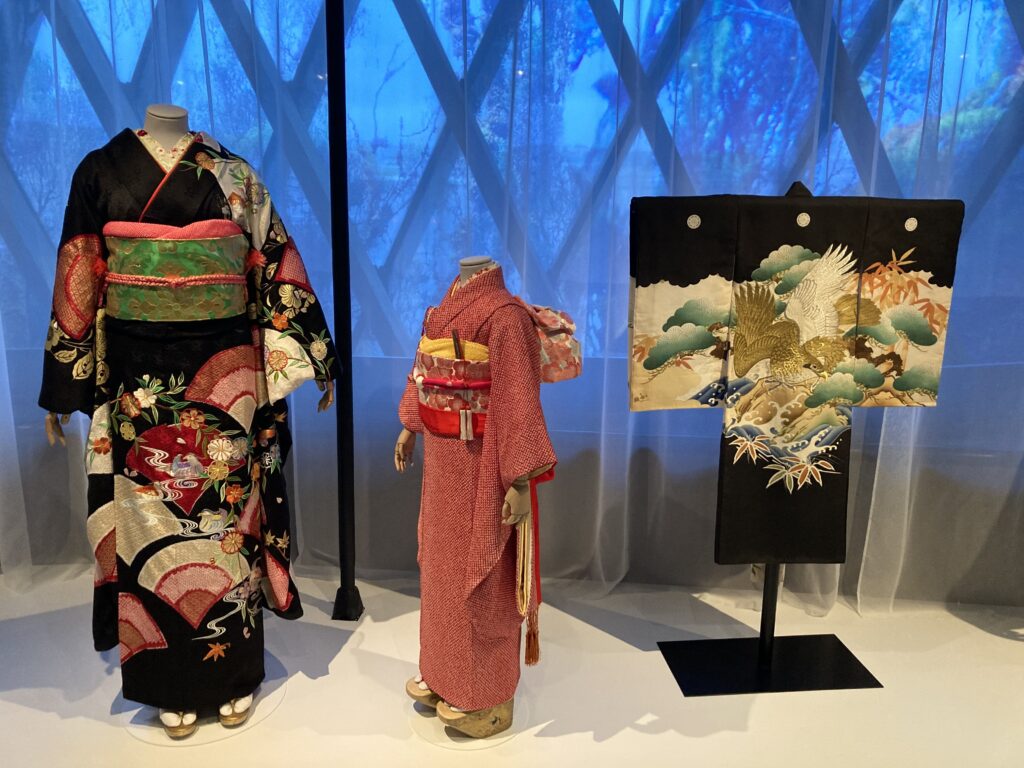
1 0 1022 370
344 0 1024 359
0 0 339 353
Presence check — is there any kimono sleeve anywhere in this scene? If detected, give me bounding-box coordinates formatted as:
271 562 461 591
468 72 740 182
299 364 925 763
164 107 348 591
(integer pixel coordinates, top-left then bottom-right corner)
488 304 556 489
233 165 340 404
398 376 423 433
38 159 106 415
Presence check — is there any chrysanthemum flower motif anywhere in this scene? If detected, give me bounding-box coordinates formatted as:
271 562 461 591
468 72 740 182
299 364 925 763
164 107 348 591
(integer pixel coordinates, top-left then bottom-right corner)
119 422 136 441
180 408 205 429
134 387 157 409
267 348 289 372
207 437 235 462
280 284 312 311
231 437 249 460
309 339 328 361
279 284 299 308
207 460 229 481
220 531 244 554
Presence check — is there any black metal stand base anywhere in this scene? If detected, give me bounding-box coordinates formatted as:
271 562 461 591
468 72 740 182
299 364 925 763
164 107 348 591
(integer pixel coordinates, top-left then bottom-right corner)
658 633 881 696
331 585 365 621
658 563 881 696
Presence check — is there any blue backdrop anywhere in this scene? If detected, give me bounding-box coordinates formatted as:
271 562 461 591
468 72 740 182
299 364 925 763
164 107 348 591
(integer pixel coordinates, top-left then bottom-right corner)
0 1 1021 606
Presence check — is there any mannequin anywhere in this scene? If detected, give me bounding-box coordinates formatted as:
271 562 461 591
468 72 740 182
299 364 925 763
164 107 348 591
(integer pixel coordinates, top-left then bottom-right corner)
458 254 495 285
43 103 333 740
141 103 191 150
394 256 554 739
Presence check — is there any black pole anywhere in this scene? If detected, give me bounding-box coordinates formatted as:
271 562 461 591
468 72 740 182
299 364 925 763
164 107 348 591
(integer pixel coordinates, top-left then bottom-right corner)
327 0 363 621
758 563 781 670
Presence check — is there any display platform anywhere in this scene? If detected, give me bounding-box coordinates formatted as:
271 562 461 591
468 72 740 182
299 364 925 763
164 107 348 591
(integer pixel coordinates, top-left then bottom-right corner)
659 634 882 696
1 573 1021 767
658 563 881 696
122 681 287 747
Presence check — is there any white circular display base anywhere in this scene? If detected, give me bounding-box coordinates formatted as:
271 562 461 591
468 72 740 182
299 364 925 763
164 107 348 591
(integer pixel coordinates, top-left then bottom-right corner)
408 696 531 750
121 680 287 747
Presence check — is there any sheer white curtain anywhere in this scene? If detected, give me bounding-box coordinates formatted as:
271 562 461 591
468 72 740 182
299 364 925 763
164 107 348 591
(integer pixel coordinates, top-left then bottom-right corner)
1 1 1021 614
345 0 1024 611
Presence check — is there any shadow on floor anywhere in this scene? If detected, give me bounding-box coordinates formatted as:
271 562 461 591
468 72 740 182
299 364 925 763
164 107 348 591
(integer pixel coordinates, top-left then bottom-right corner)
525 585 759 742
0 602 115 720
545 582 758 651
947 603 1024 643
0 596 354 724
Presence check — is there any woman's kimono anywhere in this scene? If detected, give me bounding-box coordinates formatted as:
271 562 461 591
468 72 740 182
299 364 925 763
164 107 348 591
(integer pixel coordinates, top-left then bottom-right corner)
398 266 556 710
38 129 338 711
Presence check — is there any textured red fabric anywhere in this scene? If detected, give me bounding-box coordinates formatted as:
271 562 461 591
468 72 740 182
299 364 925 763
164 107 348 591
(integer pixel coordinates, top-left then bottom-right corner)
272 239 314 291
102 219 243 240
400 267 556 710
53 234 103 340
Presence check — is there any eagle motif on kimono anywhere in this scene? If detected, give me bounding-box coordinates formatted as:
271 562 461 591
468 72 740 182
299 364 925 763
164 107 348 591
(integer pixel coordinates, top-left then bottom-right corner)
732 245 880 385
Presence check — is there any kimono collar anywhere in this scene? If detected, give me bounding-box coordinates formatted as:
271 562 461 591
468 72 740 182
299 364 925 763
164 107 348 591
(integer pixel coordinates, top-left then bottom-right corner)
447 264 504 299
134 129 198 173
432 265 508 327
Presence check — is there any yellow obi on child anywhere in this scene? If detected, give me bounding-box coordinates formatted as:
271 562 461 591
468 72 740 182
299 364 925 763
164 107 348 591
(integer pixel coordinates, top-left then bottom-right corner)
413 335 491 440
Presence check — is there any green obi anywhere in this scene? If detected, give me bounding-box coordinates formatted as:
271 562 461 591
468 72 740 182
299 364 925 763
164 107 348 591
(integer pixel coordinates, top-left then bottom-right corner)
104 235 249 322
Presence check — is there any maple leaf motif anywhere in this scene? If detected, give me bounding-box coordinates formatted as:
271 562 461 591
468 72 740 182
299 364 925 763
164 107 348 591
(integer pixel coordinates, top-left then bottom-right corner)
632 334 657 362
203 642 231 662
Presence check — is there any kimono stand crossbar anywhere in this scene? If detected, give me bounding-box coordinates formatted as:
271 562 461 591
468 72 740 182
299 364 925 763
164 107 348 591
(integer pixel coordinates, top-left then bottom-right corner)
657 563 883 696
327 0 364 621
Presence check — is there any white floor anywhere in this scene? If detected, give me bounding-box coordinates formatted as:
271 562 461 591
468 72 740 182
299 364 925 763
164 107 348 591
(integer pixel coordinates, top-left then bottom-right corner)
0 570 1021 767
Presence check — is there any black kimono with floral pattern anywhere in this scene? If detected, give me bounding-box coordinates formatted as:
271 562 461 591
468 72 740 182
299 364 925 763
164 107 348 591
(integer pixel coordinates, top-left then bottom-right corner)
39 128 339 710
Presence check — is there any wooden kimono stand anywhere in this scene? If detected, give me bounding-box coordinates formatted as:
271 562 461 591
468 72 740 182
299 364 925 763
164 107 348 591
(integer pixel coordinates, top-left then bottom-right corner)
657 562 882 696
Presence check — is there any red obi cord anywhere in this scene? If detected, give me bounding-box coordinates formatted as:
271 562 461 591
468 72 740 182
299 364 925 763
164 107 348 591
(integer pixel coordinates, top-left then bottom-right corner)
418 403 487 439
104 273 246 288
103 274 245 290
418 376 492 390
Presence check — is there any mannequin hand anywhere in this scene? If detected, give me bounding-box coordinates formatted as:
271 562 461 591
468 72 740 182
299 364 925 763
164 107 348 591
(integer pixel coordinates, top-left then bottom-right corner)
394 428 416 473
45 412 70 447
501 481 530 526
316 380 335 412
